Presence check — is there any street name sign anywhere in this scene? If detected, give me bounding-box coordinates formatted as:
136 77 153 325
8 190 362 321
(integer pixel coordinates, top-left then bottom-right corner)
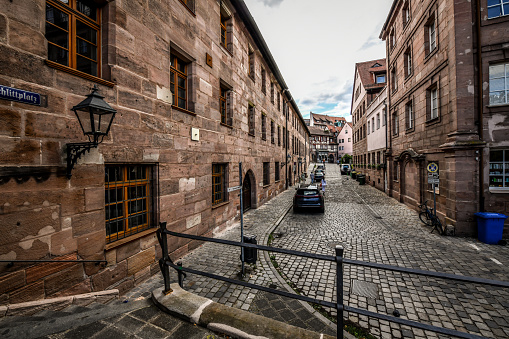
227 185 241 192
0 85 41 106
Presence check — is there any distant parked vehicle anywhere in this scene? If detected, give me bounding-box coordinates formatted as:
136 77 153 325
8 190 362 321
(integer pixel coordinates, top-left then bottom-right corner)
293 186 325 213
341 164 351 175
314 170 324 182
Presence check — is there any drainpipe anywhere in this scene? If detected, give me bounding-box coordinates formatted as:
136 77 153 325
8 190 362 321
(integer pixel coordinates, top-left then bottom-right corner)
283 89 290 189
475 1 485 213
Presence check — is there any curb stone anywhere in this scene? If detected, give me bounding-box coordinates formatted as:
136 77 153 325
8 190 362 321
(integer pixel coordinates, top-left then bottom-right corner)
152 284 336 339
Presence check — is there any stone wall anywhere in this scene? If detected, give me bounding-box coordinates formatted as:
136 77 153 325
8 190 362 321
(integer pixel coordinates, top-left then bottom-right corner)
0 0 308 303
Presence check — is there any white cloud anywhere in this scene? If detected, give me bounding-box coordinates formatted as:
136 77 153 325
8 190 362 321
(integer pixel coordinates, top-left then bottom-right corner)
244 0 393 119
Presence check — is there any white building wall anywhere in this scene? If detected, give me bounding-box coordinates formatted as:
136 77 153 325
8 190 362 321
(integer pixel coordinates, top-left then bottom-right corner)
366 87 387 152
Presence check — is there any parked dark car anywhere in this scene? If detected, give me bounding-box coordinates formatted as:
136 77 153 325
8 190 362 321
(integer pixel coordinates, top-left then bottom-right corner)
316 164 325 173
314 170 324 182
293 186 324 213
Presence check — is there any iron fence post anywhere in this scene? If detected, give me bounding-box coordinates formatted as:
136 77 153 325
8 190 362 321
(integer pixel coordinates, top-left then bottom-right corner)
177 261 184 288
158 222 172 294
336 245 344 339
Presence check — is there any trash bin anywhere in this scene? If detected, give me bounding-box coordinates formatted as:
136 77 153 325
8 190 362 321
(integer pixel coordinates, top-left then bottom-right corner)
474 212 508 245
358 174 366 185
243 235 257 264
351 171 357 179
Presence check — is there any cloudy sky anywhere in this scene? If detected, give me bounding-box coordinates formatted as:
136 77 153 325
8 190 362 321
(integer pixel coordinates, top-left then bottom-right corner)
243 0 394 121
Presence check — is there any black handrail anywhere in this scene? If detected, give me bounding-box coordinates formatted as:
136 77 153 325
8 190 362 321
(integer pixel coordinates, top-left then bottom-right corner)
0 260 107 268
157 222 507 339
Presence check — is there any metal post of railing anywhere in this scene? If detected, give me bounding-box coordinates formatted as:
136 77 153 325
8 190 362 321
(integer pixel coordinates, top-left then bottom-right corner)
158 222 172 294
177 261 184 288
336 245 344 339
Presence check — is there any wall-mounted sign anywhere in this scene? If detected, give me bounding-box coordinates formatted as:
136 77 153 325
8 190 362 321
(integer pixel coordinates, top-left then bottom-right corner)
427 162 438 173
0 85 41 106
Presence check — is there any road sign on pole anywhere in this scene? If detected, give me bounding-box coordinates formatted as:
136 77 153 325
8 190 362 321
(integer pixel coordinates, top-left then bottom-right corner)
227 185 241 192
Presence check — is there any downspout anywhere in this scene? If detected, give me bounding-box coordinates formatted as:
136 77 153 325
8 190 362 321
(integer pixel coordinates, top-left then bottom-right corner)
476 1 485 213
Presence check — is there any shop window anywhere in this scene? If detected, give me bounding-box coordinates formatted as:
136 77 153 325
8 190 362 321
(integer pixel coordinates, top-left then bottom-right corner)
105 165 156 243
489 150 509 189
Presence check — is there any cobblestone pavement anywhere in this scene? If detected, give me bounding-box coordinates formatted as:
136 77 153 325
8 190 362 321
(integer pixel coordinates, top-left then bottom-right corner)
126 183 337 335
128 163 509 339
271 163 509 339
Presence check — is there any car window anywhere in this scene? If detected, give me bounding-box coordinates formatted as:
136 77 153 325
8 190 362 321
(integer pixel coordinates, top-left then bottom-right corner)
297 189 319 196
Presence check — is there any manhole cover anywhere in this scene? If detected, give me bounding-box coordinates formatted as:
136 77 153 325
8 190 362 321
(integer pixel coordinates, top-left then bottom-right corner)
351 279 379 299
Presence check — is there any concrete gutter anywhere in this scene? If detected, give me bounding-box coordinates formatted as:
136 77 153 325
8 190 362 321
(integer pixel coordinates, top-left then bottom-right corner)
153 284 336 339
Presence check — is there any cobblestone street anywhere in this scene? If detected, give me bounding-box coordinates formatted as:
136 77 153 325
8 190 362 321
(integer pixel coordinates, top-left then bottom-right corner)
131 163 509 338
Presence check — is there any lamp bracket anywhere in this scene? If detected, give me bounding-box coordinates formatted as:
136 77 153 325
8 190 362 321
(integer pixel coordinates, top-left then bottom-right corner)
66 142 98 179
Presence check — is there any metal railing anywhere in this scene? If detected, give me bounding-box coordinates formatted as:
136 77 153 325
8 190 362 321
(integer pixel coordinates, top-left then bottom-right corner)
157 222 509 339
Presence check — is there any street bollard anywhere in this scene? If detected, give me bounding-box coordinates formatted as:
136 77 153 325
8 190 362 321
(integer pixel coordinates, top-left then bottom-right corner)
336 245 344 339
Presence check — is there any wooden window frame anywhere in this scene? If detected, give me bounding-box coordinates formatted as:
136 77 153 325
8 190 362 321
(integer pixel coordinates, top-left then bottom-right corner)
262 113 267 141
178 0 196 16
212 163 228 205
392 111 399 136
248 49 255 80
271 120 275 144
263 162 270 186
404 47 412 78
105 165 155 244
427 84 439 121
248 103 255 136
45 0 104 80
171 54 188 111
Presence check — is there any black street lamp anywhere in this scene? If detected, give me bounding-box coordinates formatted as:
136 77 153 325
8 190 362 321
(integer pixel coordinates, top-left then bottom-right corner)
67 85 116 178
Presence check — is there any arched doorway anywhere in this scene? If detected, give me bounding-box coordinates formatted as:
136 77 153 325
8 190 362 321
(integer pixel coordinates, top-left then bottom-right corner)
242 170 256 212
328 154 334 163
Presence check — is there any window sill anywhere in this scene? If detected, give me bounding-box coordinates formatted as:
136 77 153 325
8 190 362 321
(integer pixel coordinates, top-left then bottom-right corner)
45 60 115 88
424 47 438 63
220 43 233 57
105 227 157 251
177 0 196 16
212 201 229 209
275 180 281 183
425 116 441 126
248 133 255 137
172 105 196 116
263 184 270 188
489 187 509 193
405 127 415 134
487 103 509 109
220 122 233 129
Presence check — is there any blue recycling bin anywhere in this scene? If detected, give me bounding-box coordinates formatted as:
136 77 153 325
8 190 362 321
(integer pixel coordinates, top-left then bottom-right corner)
474 212 508 244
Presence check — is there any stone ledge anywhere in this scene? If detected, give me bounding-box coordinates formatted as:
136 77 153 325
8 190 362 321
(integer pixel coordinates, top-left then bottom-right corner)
152 284 336 339
1 289 119 317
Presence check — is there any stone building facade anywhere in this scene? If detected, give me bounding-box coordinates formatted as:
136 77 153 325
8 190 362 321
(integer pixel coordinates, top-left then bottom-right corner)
0 0 309 303
336 122 353 161
380 0 509 236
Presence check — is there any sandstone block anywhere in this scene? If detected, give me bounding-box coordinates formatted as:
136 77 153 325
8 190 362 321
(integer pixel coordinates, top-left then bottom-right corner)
43 264 85 297
0 107 22 137
26 253 77 284
92 260 127 291
50 229 77 256
9 280 45 304
127 248 155 276
0 270 25 295
7 295 73 316
72 210 105 237
77 230 105 258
